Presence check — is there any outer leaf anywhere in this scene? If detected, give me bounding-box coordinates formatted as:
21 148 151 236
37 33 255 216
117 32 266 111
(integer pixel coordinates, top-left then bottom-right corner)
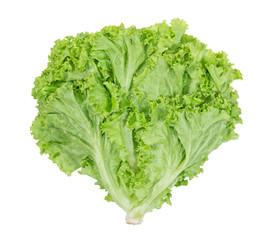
31 85 132 211
126 107 231 221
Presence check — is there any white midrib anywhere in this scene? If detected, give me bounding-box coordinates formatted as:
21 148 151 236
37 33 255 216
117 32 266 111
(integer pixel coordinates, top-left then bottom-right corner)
72 92 131 212
93 141 131 212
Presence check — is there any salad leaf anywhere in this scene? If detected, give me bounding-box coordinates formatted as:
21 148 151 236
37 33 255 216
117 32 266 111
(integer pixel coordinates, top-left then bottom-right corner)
31 19 242 224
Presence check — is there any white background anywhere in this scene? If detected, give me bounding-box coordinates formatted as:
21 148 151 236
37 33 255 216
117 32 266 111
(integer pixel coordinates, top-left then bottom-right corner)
1 0 268 239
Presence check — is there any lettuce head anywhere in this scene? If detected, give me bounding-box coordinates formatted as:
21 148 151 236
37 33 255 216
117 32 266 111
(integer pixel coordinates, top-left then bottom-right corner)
31 19 242 224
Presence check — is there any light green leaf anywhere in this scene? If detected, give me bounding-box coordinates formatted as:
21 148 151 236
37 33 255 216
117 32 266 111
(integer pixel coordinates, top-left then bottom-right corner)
92 30 146 91
31 85 132 211
172 108 230 168
134 56 185 99
101 111 137 170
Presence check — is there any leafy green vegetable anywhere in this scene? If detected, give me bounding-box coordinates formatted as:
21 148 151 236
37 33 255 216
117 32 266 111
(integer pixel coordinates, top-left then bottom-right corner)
31 19 242 224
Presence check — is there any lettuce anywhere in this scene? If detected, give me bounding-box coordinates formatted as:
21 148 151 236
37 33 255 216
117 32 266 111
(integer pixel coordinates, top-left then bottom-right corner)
31 19 242 224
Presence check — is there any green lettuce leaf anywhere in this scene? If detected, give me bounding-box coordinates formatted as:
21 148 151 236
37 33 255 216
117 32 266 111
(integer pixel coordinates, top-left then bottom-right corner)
31 85 133 212
31 19 242 224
